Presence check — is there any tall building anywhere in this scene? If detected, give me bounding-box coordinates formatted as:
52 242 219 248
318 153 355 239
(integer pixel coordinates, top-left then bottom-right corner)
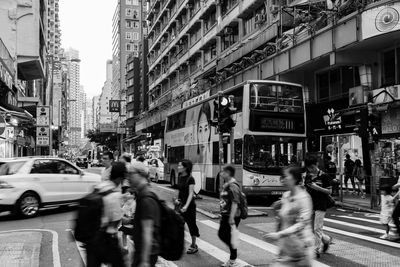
86 97 94 131
99 60 113 124
92 95 100 129
79 88 86 139
63 48 82 147
111 0 144 127
48 0 62 128
0 0 48 157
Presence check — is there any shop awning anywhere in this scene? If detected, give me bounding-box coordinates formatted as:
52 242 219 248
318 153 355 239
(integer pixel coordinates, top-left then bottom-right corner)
124 134 146 143
0 102 34 121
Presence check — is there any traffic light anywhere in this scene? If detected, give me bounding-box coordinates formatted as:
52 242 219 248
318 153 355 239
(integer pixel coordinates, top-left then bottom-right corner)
354 108 368 137
219 95 237 133
210 94 237 133
368 106 381 142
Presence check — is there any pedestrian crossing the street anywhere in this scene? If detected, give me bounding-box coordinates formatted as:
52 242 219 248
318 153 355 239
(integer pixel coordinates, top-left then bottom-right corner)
74 213 400 267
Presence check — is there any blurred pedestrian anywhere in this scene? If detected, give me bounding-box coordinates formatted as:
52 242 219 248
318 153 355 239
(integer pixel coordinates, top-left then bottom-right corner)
129 161 161 267
392 180 400 237
218 165 241 267
305 156 332 257
380 186 394 239
344 154 356 194
265 166 314 266
353 159 366 198
121 153 132 166
101 151 114 181
176 159 199 254
119 188 136 254
325 156 339 196
86 161 125 267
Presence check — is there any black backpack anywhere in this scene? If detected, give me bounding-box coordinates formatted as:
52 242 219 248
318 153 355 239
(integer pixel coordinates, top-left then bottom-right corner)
232 182 248 220
74 188 114 244
148 193 185 261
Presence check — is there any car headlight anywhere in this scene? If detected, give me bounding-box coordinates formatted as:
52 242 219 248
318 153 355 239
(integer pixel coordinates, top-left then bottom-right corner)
0 180 14 189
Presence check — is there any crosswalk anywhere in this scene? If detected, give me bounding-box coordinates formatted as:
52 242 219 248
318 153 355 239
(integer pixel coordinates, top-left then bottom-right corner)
166 212 400 267
74 212 400 267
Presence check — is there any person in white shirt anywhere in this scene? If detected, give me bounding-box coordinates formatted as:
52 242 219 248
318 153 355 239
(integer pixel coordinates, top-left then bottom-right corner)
101 151 114 181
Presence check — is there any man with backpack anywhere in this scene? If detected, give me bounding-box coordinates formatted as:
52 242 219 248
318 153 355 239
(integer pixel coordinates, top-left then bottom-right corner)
78 161 125 267
128 161 185 267
218 165 247 267
129 161 161 267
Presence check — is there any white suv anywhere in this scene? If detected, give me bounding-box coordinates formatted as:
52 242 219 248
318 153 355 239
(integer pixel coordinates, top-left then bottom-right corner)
0 157 101 217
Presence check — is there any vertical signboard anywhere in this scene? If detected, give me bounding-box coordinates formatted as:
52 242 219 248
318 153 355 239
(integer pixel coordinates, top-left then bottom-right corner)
36 106 50 147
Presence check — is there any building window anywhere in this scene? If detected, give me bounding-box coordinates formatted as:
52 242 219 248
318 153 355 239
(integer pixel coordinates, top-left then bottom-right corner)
133 44 139 51
126 20 134 28
126 43 133 51
133 10 138 19
126 0 133 5
316 66 361 102
382 47 400 87
133 32 139 40
133 21 139 28
126 8 133 16
127 62 134 71
126 32 133 40
127 78 134 86
128 94 133 102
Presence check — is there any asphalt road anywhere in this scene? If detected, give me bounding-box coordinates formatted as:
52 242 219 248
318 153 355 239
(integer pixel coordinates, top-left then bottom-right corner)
0 167 399 267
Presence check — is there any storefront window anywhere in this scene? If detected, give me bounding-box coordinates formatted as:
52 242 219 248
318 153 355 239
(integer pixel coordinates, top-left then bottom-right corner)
383 49 396 86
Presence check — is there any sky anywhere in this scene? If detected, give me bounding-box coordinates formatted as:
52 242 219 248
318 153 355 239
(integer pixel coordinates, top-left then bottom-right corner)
59 0 116 98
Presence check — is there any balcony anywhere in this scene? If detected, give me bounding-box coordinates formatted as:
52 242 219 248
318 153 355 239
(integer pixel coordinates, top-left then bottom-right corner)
0 38 15 90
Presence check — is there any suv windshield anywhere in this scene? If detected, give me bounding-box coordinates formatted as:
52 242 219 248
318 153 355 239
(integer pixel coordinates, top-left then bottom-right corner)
0 161 27 175
243 135 304 174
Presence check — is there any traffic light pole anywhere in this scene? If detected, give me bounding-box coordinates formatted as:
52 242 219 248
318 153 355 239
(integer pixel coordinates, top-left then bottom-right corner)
218 93 224 172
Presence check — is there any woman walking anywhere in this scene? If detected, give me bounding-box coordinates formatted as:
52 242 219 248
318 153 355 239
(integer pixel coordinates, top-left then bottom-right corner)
353 159 366 198
177 159 199 254
266 166 314 267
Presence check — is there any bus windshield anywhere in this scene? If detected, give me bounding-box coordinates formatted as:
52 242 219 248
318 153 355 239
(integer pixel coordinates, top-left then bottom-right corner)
243 135 304 174
250 83 303 113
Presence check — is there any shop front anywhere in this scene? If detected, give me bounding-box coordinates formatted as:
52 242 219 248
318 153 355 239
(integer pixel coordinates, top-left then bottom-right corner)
307 98 373 208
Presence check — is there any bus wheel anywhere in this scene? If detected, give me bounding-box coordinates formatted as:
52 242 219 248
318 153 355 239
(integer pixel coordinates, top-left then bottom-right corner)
170 171 176 188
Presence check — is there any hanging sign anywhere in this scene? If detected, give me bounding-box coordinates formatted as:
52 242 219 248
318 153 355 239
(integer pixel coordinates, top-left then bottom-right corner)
323 108 342 130
36 127 50 146
36 106 50 126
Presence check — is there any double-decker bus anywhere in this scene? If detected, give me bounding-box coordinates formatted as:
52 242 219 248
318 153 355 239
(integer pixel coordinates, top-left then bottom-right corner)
164 80 306 196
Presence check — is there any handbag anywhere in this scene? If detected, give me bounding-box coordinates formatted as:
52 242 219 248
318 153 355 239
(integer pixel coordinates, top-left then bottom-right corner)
327 194 336 209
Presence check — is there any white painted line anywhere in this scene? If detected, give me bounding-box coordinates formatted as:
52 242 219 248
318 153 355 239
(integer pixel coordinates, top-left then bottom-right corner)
0 229 61 267
156 256 179 267
185 232 252 267
331 215 381 225
199 220 329 267
324 226 400 249
67 229 87 266
324 218 385 234
154 184 176 193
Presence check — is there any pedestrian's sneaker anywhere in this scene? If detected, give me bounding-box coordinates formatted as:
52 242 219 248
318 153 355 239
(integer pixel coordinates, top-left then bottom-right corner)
322 237 331 253
187 244 198 254
380 233 389 239
221 260 239 267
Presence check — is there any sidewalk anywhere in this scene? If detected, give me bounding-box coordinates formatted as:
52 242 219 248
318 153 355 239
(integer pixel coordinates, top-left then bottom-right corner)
0 231 42 267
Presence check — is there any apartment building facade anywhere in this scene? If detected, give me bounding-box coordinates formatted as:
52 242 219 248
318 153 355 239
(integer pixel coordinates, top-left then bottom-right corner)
138 0 400 209
99 60 114 125
0 0 49 157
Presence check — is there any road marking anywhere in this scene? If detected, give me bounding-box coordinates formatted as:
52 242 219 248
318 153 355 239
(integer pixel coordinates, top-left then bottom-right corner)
324 226 400 249
324 218 385 234
185 232 252 267
199 220 329 267
0 229 61 267
155 184 176 193
67 229 87 266
331 215 381 225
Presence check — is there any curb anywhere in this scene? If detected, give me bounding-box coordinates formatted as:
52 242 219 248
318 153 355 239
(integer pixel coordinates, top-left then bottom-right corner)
335 201 379 214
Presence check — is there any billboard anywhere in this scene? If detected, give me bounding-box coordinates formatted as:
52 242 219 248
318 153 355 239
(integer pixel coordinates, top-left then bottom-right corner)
362 2 400 40
109 100 121 113
99 123 116 133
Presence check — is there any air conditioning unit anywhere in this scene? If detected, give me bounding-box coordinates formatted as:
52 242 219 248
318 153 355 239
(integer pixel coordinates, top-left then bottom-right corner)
224 27 233 35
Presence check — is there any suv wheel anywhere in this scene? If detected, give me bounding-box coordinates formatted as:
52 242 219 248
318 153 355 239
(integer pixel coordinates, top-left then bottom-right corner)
16 192 40 218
